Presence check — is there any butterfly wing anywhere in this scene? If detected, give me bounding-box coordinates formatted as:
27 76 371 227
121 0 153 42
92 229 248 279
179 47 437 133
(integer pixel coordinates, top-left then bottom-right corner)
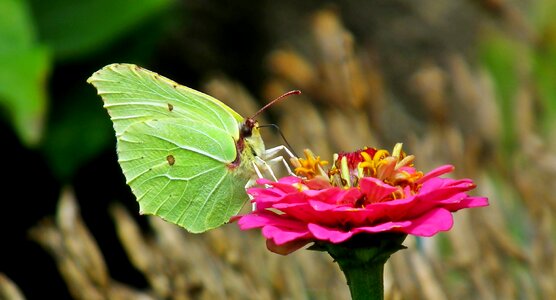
88 64 255 233
119 118 249 232
88 64 243 136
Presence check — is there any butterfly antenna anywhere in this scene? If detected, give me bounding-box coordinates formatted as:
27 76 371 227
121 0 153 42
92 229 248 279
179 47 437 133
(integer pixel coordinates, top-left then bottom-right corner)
258 124 298 157
250 90 301 120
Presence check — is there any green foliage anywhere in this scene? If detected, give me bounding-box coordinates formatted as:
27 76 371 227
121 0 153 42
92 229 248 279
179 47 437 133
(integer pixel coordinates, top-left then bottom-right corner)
479 34 520 153
532 0 556 134
533 41 556 135
480 0 556 147
0 0 35 50
30 0 173 61
0 0 50 146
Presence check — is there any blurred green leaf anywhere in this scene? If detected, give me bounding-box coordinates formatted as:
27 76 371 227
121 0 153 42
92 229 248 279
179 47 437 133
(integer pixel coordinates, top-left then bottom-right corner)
479 34 520 153
533 41 556 132
533 0 556 134
0 0 50 146
30 0 174 60
0 0 34 51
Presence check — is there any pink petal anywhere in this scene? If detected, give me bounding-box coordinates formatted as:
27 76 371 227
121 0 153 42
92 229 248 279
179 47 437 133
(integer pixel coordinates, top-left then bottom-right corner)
360 177 398 203
400 208 454 236
266 238 311 255
273 202 322 224
237 211 304 231
255 176 302 194
247 187 285 200
239 212 313 245
262 224 312 245
417 165 454 184
304 187 361 205
443 196 489 211
304 176 333 189
358 196 417 221
352 220 413 234
425 179 476 196
306 199 345 211
237 214 276 230
308 223 355 243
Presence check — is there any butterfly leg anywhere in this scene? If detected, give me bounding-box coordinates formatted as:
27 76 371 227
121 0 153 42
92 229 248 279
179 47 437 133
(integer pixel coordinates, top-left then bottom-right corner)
245 177 258 211
264 155 295 176
249 146 297 211
262 145 296 160
250 161 275 211
261 145 296 175
251 160 266 180
254 156 279 181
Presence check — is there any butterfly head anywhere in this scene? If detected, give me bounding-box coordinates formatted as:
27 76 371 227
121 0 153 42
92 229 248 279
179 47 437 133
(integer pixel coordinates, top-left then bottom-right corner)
240 118 265 157
238 89 300 159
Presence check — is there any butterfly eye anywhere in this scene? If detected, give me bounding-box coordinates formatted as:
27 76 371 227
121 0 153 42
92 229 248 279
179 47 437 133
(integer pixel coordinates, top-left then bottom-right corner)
241 118 256 138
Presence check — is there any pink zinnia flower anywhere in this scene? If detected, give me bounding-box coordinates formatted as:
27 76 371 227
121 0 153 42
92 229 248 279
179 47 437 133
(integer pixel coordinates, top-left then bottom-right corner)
236 144 489 255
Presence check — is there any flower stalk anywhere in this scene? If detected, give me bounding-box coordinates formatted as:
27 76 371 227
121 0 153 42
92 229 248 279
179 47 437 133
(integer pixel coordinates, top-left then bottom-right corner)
312 233 407 300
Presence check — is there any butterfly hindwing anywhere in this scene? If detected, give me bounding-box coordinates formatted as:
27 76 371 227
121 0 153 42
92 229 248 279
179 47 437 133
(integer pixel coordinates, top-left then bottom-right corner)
117 117 249 233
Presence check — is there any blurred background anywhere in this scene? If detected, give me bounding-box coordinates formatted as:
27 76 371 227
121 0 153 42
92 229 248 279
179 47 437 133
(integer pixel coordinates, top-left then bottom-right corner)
1 0 555 299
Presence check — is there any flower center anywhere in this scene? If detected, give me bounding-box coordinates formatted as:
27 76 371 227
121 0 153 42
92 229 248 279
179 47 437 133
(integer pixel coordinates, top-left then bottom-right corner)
292 144 424 203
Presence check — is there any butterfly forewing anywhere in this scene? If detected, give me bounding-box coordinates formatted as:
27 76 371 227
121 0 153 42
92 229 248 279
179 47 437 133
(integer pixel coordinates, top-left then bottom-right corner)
88 63 242 138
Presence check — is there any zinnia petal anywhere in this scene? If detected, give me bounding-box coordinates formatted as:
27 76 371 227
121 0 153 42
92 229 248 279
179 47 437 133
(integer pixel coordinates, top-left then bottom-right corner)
262 224 312 245
308 223 355 243
417 165 455 184
399 208 454 236
359 177 398 203
266 238 311 255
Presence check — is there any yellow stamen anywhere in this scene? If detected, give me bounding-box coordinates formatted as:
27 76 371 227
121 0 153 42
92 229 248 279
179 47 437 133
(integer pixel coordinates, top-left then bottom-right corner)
326 144 426 200
294 149 328 179
373 150 390 165
358 151 374 176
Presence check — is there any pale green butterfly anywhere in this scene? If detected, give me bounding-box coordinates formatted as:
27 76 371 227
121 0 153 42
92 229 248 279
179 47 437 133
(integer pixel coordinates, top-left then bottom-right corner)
88 63 297 233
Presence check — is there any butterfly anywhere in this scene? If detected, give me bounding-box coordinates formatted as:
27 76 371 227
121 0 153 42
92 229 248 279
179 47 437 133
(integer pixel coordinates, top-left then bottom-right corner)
88 63 295 233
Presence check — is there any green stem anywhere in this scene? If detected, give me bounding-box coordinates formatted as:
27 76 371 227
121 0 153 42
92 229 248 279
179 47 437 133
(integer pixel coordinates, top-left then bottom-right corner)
314 233 407 300
336 256 385 300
